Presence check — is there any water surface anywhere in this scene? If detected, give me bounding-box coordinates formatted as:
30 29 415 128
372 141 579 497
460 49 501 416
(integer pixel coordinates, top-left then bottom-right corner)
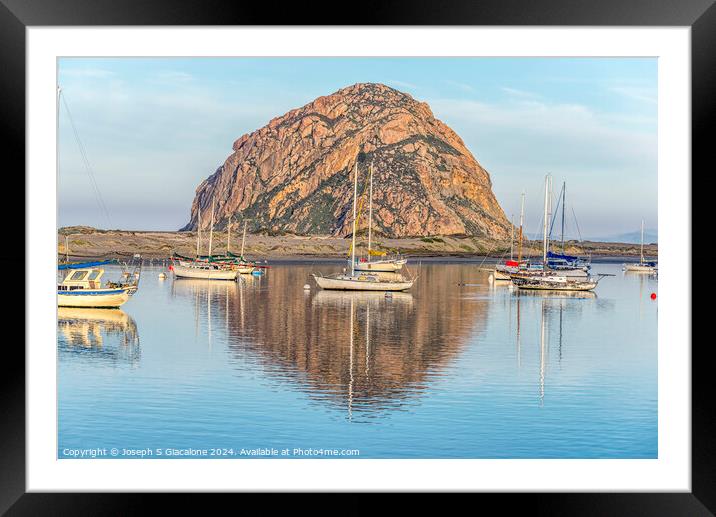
58 261 657 458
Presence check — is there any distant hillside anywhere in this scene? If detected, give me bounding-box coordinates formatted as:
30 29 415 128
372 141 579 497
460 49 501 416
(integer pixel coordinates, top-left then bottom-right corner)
589 228 657 245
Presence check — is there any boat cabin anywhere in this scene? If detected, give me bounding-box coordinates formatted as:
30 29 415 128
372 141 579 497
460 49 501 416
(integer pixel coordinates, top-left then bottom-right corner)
58 268 105 291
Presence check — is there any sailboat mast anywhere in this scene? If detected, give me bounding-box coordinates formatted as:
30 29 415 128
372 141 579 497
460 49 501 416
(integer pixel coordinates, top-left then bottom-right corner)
350 160 359 277
208 198 215 258
518 192 525 263
640 219 644 264
542 174 550 266
561 181 566 252
510 214 514 260
367 160 374 262
196 209 202 258
240 220 247 259
227 215 232 253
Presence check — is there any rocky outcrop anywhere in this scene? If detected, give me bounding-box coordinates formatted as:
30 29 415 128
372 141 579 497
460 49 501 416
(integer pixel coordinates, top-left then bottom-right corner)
181 83 509 238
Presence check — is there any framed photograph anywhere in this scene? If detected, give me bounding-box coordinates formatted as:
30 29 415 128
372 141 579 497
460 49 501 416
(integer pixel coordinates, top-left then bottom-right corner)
6 0 708 512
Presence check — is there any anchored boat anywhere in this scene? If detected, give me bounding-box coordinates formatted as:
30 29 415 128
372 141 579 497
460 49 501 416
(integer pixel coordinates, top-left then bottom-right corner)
57 260 139 308
623 220 657 273
312 155 414 292
352 159 407 273
510 174 606 292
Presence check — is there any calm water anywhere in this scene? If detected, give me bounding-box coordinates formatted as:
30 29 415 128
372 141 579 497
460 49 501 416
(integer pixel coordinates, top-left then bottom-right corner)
58 261 657 459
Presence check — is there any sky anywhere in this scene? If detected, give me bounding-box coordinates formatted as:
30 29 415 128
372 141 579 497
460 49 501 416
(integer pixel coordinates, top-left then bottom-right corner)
57 57 657 239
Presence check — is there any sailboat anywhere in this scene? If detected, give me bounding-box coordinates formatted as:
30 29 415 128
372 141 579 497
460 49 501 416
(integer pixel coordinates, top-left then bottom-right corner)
494 192 530 280
353 160 407 273
312 158 415 291
545 181 591 277
171 199 239 281
57 260 138 308
57 87 142 306
623 220 657 273
510 174 607 291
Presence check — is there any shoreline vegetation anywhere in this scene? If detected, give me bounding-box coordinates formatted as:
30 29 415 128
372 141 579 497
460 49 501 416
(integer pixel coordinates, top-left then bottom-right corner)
58 226 658 262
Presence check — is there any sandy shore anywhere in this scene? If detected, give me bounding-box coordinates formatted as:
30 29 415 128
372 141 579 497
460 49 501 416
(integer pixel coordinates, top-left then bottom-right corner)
58 227 658 262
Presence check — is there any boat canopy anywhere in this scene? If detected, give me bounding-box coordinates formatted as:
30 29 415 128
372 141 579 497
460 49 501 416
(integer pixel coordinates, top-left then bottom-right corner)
547 251 579 262
58 260 113 270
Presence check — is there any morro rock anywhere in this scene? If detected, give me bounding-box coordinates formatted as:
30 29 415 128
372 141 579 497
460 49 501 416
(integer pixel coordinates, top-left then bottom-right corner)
181 83 509 238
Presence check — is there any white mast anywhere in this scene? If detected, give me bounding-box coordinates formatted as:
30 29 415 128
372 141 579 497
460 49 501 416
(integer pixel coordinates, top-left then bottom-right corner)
350 160 359 277
510 214 514 260
518 192 525 263
208 198 215 258
542 174 550 266
367 160 374 262
240 219 247 259
196 209 202 258
227 215 232 253
640 219 645 264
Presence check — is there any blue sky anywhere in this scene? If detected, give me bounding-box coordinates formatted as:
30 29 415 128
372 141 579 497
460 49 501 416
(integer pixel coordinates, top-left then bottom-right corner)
58 57 657 238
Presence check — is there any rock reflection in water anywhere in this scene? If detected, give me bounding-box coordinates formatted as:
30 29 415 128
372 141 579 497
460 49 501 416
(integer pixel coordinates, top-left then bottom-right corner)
171 264 489 419
57 307 140 364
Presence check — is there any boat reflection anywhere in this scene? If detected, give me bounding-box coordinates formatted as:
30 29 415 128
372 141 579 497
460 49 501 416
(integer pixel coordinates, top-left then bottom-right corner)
312 290 414 309
57 307 140 364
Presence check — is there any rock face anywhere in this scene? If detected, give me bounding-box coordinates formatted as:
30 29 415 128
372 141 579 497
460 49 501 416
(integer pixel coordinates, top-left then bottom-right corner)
181 83 509 238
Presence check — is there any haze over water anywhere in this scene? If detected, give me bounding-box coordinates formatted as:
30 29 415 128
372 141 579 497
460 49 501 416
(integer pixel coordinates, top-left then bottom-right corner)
58 262 657 459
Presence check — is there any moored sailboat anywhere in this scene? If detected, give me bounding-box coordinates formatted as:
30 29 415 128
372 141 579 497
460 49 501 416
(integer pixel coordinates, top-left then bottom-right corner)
623 220 657 273
353 159 407 273
172 198 239 281
313 156 415 292
57 260 138 308
510 174 606 292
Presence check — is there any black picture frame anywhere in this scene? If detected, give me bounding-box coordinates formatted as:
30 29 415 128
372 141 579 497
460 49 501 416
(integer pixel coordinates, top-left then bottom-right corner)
4 0 707 512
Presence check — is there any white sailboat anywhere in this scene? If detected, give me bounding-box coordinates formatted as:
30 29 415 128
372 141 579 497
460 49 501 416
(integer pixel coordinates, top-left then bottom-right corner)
353 160 407 273
172 199 239 281
313 158 415 291
623 220 657 273
511 174 606 291
494 193 527 280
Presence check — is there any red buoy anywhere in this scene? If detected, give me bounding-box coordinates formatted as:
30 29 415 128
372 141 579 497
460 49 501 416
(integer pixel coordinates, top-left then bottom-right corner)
650 292 657 300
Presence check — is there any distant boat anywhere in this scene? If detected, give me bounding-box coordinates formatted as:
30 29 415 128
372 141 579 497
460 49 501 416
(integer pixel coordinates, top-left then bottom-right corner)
511 175 606 292
353 159 407 273
493 192 531 280
510 272 600 291
172 198 240 280
624 220 657 273
57 260 138 308
313 156 414 292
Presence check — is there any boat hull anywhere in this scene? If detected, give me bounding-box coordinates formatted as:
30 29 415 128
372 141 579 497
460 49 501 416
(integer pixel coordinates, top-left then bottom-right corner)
172 264 238 280
624 264 657 273
353 259 407 272
312 274 413 291
511 276 597 291
493 269 512 280
57 288 130 308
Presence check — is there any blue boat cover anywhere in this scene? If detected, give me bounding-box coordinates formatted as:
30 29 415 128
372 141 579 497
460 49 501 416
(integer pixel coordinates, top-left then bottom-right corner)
58 260 113 270
547 251 579 262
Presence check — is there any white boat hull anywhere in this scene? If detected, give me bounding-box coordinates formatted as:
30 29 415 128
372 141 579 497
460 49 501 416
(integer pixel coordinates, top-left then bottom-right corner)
511 274 597 291
493 269 512 280
172 264 238 280
624 264 657 273
353 259 407 272
312 274 413 291
57 289 130 308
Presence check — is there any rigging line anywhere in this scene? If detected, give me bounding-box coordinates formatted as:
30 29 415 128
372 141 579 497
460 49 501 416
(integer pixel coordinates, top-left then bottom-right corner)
548 184 564 240
60 91 113 229
571 206 584 242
